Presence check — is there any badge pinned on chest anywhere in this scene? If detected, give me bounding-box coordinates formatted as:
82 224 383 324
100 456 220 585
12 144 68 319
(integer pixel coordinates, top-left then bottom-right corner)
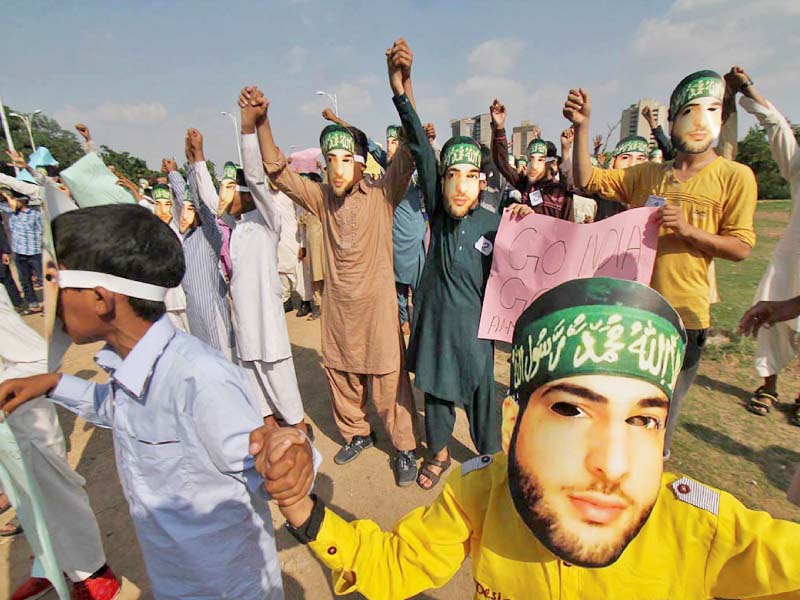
645 195 667 208
529 190 543 207
475 235 493 256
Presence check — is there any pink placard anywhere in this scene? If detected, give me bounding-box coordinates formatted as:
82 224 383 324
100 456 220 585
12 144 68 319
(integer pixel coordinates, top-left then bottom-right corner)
479 207 660 342
288 147 322 174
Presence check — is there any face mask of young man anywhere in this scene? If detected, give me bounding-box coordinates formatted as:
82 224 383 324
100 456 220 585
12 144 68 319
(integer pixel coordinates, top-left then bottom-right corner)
443 163 481 218
613 152 648 170
179 201 197 234
527 154 547 183
504 374 667 567
386 137 399 162
327 148 360 197
154 199 173 224
671 96 723 154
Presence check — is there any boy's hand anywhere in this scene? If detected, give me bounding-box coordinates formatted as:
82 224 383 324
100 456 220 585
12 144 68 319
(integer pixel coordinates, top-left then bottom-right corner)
563 88 591 127
505 203 533 220
249 426 314 507
75 123 92 142
0 373 61 416
489 99 507 130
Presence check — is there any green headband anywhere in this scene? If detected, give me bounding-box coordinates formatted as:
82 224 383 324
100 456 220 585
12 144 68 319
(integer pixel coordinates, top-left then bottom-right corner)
321 125 356 156
221 161 238 182
614 136 649 157
669 70 724 120
152 184 171 201
590 155 600 167
386 125 402 140
511 304 685 399
515 156 528 166
649 148 663 158
441 140 481 171
526 139 548 157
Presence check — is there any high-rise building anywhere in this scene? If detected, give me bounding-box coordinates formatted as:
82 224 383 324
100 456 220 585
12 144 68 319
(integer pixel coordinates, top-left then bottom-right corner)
512 120 539 158
449 113 492 147
619 99 668 148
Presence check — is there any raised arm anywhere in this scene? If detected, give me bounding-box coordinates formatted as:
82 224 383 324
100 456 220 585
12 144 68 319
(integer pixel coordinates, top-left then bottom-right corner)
382 38 416 206
187 128 220 215
242 86 325 216
490 99 521 189
75 123 99 155
163 158 185 225
241 132 281 235
563 88 595 190
322 108 388 169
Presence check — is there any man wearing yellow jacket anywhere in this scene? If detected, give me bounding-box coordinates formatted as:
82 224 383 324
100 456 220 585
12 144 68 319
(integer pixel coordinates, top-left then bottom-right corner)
256 277 800 599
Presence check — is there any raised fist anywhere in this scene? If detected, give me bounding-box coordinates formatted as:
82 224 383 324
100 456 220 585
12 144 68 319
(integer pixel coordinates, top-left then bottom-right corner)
725 66 751 94
532 126 541 140
74 123 91 142
424 122 436 142
386 38 413 95
563 88 591 126
240 86 268 129
322 108 337 122
489 99 507 130
560 127 574 148
162 158 178 173
187 128 204 155
641 106 657 128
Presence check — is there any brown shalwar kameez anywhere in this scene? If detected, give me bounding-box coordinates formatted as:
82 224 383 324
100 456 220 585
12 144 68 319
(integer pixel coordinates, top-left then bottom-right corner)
263 145 417 451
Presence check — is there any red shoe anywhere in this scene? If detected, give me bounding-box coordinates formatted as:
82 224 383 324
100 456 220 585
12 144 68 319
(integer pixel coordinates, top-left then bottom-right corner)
11 577 54 600
71 567 120 600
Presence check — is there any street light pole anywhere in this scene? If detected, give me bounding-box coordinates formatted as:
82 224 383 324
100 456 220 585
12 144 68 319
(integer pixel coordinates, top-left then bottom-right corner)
10 109 41 151
220 111 243 166
0 97 19 175
315 90 339 116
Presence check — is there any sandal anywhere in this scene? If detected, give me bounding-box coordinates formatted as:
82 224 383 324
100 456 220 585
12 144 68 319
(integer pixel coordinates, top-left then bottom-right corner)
416 456 452 490
747 387 780 417
791 399 800 427
0 517 22 537
0 492 9 516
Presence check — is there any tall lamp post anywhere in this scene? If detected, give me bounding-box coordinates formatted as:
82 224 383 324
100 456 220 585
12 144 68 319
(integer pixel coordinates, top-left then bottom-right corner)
315 90 338 117
220 111 243 165
10 109 41 151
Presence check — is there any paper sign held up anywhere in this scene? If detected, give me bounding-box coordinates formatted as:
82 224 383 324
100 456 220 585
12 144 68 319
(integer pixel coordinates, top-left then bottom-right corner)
478 207 659 342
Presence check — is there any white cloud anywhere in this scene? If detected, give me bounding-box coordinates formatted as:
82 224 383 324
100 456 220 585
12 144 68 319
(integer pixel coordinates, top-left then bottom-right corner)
55 101 167 126
300 82 373 118
467 38 526 75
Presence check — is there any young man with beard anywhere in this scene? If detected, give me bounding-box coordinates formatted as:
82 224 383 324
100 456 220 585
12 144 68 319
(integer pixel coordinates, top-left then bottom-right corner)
253 277 800 599
490 99 573 221
388 72 531 488
243 38 419 486
565 71 758 458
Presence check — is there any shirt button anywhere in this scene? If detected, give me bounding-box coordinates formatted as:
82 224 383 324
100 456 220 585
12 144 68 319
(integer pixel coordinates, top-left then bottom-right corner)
677 483 691 494
327 546 337 555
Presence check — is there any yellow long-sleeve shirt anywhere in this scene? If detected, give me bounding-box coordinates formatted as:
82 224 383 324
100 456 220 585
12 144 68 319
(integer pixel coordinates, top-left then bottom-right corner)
309 453 800 599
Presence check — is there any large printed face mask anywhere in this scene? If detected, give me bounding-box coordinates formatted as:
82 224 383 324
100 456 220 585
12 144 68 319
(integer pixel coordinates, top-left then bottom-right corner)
386 125 402 163
218 162 253 217
326 149 356 197
440 137 482 219
670 97 723 154
613 152 648 170
179 201 197 234
503 277 686 568
526 139 549 183
152 185 173 224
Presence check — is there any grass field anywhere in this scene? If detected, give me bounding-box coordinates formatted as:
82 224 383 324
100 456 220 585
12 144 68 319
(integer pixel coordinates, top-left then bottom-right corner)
676 199 799 521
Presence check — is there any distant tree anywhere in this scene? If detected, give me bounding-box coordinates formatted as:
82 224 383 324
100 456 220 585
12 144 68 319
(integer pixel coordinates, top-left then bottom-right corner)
736 124 800 199
0 109 83 173
99 145 158 182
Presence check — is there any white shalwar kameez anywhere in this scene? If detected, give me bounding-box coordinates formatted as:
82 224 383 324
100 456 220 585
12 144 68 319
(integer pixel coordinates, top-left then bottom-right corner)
743 96 800 377
194 137 304 425
0 288 106 582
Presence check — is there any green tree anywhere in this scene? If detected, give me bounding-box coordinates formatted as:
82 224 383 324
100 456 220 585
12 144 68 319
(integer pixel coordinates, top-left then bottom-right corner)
0 109 84 173
736 124 800 199
99 145 158 182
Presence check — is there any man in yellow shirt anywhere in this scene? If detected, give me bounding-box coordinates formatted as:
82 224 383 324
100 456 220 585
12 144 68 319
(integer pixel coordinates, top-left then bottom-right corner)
254 277 800 600
563 70 758 457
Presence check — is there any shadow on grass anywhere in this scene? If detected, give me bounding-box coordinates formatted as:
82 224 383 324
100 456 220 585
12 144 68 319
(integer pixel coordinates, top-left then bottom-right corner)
693 373 751 402
683 422 800 489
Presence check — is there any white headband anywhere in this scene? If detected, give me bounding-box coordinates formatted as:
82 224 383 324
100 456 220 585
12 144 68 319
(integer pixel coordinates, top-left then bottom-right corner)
236 185 250 193
354 155 365 164
57 270 170 302
479 173 487 181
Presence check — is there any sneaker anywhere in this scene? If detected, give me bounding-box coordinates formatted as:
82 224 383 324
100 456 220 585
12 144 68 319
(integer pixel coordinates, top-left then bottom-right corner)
283 299 294 313
334 434 374 465
392 450 418 487
296 301 312 318
11 577 53 600
71 567 120 600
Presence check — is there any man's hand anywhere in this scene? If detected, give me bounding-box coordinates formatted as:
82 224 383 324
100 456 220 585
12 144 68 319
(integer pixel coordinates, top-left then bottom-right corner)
641 106 657 129
740 298 800 338
321 108 337 122
115 171 142 201
593 134 603 154
74 123 91 142
386 38 412 96
560 127 574 150
249 425 314 507
0 373 61 416
162 158 178 173
532 126 541 140
239 85 266 133
725 66 750 96
5 149 27 171
424 122 436 142
490 99 507 130
658 204 693 238
187 128 204 161
1 253 9 265
563 88 591 127
505 203 533 220
297 248 306 261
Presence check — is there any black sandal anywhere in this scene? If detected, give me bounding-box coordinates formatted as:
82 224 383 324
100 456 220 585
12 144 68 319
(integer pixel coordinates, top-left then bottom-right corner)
747 387 780 417
416 456 452 490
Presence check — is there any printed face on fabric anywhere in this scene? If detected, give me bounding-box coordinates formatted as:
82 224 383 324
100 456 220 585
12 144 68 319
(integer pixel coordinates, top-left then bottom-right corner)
503 278 686 568
152 185 173 225
179 201 197 234
441 137 482 218
669 71 725 155
326 149 356 197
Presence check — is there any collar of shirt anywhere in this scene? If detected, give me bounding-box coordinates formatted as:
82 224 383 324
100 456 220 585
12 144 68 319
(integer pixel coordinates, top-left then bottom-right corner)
94 315 177 402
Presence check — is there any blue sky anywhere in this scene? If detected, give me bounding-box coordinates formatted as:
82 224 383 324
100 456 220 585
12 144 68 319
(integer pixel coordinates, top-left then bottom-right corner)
3 0 798 169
